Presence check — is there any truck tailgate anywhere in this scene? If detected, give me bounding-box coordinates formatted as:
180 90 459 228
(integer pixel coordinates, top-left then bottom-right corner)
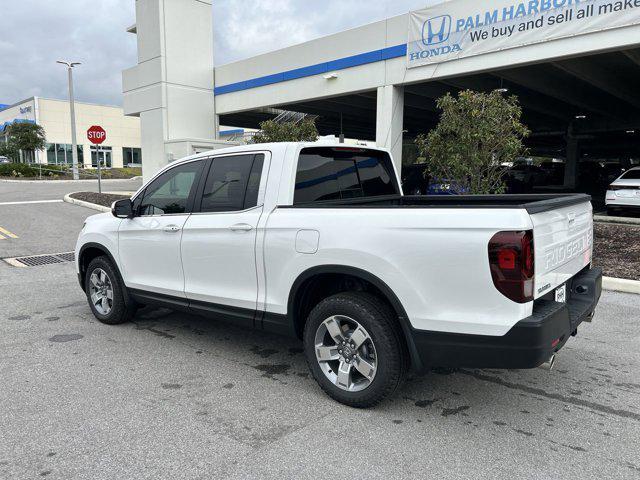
530 199 593 299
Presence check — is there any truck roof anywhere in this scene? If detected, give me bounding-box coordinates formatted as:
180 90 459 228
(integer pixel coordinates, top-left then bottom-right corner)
177 142 389 164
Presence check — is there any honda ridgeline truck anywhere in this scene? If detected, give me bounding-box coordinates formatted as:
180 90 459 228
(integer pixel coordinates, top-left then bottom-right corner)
76 143 602 407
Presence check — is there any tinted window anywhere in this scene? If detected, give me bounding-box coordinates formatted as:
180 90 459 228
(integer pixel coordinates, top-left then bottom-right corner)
621 169 640 180
139 160 203 215
294 148 398 204
200 154 265 212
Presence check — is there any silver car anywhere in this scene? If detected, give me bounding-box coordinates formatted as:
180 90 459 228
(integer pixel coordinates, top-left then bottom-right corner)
606 167 640 215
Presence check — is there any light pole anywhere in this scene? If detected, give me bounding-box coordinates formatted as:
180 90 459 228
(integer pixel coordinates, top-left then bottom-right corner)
57 60 81 180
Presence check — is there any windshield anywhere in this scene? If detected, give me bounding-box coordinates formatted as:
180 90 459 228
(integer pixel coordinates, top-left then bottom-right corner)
621 169 640 180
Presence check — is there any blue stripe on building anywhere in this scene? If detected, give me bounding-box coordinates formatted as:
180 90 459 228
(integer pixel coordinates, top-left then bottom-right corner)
214 44 407 96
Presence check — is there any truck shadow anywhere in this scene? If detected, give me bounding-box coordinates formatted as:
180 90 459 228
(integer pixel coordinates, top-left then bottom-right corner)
128 305 632 425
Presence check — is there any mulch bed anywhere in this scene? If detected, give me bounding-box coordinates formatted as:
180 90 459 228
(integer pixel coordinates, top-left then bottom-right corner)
593 223 640 281
70 192 131 208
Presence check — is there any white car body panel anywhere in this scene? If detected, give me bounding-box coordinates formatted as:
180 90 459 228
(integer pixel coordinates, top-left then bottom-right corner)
605 168 640 208
117 214 190 297
530 202 593 299
75 213 122 277
76 142 595 338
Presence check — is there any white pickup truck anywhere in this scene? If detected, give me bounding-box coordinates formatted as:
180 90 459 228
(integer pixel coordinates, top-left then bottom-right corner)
76 143 602 407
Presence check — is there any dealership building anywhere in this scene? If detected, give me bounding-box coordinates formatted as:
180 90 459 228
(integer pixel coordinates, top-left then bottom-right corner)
0 97 142 168
6 0 636 186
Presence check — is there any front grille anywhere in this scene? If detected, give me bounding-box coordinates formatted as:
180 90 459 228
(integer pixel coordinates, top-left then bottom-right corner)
3 252 75 267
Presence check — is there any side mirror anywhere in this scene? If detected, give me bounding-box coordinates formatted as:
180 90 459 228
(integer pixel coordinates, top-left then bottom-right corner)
112 198 134 218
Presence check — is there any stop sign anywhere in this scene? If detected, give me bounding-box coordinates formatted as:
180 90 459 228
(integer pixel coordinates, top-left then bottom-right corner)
87 125 107 145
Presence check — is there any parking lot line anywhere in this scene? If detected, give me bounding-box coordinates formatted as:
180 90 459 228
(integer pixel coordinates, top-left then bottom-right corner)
0 226 19 239
0 199 63 206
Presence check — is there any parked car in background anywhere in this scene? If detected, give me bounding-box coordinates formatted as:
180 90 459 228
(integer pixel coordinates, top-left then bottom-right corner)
606 167 640 215
506 164 547 193
426 178 468 195
603 162 627 186
0 155 11 164
578 161 607 194
401 163 430 195
76 142 602 407
539 161 565 186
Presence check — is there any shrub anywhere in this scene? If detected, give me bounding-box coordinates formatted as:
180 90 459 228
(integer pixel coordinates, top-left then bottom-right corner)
415 90 530 195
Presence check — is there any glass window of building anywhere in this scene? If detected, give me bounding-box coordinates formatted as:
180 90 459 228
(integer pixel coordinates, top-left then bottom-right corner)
46 143 83 165
91 146 112 168
123 147 142 166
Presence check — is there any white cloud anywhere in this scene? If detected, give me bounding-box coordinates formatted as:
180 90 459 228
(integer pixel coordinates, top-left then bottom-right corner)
1 0 440 106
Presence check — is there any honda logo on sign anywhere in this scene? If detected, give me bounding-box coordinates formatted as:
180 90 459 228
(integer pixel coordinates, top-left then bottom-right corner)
422 15 451 46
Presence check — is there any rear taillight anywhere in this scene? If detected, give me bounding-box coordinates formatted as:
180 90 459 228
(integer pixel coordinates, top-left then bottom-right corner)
488 230 535 303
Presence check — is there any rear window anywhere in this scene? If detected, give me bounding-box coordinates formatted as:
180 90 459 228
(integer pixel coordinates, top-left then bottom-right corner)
621 169 640 180
294 147 399 204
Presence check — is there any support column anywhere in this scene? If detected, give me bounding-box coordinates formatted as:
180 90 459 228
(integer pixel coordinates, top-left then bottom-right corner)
123 0 225 181
376 85 405 173
564 126 580 190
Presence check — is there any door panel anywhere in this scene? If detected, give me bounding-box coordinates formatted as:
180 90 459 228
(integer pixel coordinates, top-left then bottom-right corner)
181 153 267 312
118 159 205 297
119 215 190 296
181 207 262 309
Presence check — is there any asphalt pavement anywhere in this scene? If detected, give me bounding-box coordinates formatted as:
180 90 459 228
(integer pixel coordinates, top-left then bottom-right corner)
0 181 639 480
0 178 142 203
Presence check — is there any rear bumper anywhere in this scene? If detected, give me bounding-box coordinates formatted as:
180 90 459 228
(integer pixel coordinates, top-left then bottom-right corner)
411 266 602 370
605 192 640 207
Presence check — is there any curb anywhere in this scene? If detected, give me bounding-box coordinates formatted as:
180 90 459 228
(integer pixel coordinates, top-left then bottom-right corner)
63 193 111 213
602 277 640 295
594 215 640 226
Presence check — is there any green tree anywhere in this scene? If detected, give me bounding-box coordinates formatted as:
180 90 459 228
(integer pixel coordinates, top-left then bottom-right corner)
250 118 318 144
415 90 529 195
0 142 20 162
6 122 47 162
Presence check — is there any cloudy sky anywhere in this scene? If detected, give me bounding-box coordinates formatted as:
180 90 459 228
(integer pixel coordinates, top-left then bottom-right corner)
0 0 437 107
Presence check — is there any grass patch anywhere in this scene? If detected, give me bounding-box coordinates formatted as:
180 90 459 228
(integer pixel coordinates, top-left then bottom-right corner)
0 163 141 180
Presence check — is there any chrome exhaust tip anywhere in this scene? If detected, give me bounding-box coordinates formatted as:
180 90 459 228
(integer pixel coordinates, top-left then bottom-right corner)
539 354 556 371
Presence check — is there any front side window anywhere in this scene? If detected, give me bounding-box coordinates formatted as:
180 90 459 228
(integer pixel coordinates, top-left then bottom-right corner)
294 147 399 204
139 160 204 215
200 154 265 212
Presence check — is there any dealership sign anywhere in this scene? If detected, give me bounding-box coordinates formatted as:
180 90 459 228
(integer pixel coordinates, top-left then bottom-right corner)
407 0 640 68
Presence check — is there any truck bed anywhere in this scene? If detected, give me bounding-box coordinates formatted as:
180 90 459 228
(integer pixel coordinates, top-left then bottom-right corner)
284 193 592 215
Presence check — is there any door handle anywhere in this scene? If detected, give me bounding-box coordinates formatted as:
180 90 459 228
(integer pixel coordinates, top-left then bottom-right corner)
163 225 181 233
229 223 253 232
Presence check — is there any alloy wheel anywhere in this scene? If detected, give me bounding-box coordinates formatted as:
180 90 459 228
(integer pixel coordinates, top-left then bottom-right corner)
314 315 377 392
89 268 114 316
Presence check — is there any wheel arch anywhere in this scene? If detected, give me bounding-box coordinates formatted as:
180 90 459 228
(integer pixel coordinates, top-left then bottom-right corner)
78 243 121 292
287 265 423 372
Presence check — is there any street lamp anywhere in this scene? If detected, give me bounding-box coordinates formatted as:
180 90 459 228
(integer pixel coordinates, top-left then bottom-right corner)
57 60 81 180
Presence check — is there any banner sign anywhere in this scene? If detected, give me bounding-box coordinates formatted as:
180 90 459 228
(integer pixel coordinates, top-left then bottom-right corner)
407 0 640 68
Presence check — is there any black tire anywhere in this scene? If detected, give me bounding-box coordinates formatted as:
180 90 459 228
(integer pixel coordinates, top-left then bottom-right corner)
303 292 407 408
84 256 137 325
607 207 619 217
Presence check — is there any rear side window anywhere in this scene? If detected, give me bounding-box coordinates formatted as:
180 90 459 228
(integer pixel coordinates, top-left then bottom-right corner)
294 147 399 204
200 154 265 212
